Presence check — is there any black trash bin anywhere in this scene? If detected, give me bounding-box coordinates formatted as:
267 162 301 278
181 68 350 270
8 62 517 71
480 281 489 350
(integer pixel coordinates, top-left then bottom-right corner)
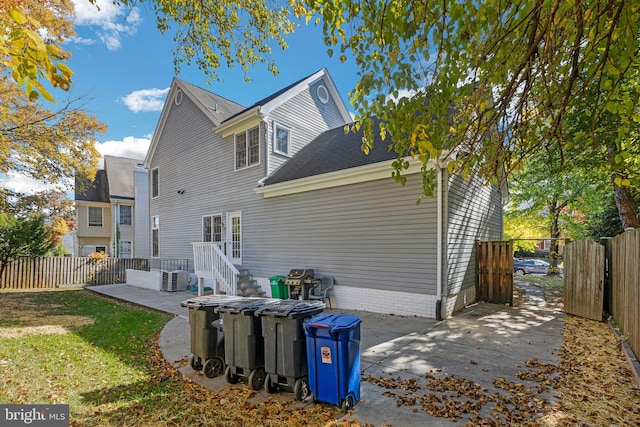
255 300 325 400
215 298 278 390
180 295 243 378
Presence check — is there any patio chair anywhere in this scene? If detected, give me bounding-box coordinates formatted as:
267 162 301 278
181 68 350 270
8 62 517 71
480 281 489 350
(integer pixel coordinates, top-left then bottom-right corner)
308 275 334 308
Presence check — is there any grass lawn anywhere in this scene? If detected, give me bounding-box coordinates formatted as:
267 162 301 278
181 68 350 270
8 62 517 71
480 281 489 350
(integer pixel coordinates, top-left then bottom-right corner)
514 274 564 288
0 290 338 426
2 288 639 426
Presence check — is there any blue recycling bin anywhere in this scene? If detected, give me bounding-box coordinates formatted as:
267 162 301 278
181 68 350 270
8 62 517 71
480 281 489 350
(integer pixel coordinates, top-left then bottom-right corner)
304 313 362 411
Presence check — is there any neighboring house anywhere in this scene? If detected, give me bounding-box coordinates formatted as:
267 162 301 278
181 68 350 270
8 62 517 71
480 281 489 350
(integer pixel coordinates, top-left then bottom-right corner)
75 155 141 257
535 239 565 254
60 230 76 256
141 68 503 318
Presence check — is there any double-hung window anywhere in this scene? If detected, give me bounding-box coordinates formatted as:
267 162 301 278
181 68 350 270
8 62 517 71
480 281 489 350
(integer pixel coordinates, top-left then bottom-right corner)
88 206 103 227
235 126 260 170
151 168 159 198
273 123 291 156
119 205 132 226
151 216 159 258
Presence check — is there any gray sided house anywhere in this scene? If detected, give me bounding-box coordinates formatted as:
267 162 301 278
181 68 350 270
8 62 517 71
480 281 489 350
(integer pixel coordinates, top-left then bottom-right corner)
143 68 503 318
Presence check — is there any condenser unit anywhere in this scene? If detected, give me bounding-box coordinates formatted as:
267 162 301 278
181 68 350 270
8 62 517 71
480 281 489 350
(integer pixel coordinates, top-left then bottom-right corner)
161 270 190 292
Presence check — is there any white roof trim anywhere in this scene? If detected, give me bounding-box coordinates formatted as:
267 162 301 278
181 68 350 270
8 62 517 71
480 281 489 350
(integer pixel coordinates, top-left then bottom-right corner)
215 106 262 138
215 68 352 137
144 78 231 168
255 157 436 198
260 68 351 123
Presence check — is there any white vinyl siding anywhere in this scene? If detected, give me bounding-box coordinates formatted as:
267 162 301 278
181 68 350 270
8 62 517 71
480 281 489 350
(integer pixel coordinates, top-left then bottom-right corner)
88 206 103 227
235 126 260 170
446 172 503 307
266 79 349 174
246 175 438 295
147 93 264 263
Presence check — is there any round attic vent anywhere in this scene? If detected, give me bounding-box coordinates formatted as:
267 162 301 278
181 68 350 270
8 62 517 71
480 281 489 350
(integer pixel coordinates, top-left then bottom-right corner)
174 89 183 105
317 85 329 104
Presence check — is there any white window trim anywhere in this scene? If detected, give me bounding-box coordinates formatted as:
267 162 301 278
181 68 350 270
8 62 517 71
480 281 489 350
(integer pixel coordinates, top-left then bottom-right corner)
88 206 103 227
227 211 242 264
151 215 159 258
118 204 133 226
151 167 159 198
234 126 261 171
273 122 291 157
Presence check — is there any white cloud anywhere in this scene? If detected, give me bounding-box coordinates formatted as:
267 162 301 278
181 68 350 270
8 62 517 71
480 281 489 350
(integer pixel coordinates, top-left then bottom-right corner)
72 36 96 46
72 0 141 51
0 135 150 195
121 88 170 113
0 171 61 194
96 136 151 160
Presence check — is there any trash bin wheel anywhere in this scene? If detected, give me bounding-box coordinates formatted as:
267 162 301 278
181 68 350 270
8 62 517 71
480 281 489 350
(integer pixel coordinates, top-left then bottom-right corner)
225 366 240 384
341 395 354 413
293 376 311 401
203 357 224 378
190 355 203 371
264 375 278 394
248 367 266 391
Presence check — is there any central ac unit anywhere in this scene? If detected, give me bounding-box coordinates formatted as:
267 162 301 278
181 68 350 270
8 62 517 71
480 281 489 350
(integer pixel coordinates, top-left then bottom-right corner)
161 270 190 292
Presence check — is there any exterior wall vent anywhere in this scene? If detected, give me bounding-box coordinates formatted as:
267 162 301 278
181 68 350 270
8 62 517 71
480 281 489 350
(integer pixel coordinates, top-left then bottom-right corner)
317 85 329 104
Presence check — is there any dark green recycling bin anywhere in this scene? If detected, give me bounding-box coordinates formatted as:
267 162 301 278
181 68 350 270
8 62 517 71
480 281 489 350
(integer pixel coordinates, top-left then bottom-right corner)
269 275 288 299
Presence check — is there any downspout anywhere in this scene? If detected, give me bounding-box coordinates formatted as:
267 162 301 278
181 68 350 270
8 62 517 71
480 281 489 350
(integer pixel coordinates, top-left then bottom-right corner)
435 163 443 321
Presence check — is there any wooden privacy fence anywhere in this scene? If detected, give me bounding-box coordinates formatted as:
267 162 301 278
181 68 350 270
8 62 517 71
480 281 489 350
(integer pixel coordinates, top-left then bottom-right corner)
477 240 513 305
604 229 640 359
0 257 149 289
564 240 605 321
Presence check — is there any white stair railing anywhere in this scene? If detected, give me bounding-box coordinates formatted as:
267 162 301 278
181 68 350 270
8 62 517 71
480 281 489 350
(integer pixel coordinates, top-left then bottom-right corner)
192 242 238 296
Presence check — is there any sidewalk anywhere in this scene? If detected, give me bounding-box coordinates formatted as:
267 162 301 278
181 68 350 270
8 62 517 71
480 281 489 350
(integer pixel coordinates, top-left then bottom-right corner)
87 282 564 426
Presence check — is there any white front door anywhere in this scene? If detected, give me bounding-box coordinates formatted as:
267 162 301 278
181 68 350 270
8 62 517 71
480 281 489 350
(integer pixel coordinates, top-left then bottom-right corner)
227 212 242 265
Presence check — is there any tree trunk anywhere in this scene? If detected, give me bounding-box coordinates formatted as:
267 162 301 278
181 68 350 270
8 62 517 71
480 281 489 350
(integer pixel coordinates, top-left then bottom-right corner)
547 201 562 274
613 180 640 229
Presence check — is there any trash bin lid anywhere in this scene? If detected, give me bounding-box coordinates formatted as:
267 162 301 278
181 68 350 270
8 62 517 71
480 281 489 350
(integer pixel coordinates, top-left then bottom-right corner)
254 299 325 317
180 295 243 309
304 313 362 333
215 297 279 314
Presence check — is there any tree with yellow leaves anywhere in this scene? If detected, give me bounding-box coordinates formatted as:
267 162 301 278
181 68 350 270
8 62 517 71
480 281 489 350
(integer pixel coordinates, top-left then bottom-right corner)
1 1 105 188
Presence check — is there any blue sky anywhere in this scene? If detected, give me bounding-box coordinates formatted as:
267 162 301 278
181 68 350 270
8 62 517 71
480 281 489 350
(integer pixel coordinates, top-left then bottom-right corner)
69 1 360 156
3 0 361 193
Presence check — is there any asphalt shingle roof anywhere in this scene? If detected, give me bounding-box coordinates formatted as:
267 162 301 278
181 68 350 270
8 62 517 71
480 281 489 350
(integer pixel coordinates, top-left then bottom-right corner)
75 170 109 202
263 120 399 185
177 79 246 125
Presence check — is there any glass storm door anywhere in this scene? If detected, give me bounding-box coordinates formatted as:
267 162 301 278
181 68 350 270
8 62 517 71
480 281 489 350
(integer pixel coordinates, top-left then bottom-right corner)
227 212 242 265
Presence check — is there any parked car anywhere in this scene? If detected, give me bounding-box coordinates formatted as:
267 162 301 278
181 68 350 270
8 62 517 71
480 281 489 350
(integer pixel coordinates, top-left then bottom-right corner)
513 259 550 276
